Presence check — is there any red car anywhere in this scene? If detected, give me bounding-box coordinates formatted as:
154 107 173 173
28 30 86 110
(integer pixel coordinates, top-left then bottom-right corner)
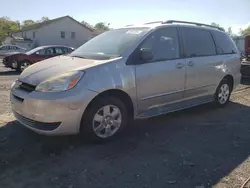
233 35 250 61
2 45 75 72
245 35 250 60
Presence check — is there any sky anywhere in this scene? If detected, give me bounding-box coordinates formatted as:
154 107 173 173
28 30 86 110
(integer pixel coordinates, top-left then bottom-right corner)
1 0 249 34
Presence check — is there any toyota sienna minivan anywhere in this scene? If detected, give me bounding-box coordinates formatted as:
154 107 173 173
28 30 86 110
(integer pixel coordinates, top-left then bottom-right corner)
10 20 241 141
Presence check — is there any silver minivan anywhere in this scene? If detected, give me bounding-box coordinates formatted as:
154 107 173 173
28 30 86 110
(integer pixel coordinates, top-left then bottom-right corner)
10 20 241 141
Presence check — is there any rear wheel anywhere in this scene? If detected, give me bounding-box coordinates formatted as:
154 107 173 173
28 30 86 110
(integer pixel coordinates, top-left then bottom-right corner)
18 60 31 72
81 97 128 142
11 60 18 70
214 79 232 107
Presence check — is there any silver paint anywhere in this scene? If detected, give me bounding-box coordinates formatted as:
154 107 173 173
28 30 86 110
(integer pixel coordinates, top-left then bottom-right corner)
10 23 241 136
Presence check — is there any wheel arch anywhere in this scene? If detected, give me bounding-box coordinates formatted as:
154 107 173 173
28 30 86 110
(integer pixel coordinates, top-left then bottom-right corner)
80 89 135 130
222 74 234 91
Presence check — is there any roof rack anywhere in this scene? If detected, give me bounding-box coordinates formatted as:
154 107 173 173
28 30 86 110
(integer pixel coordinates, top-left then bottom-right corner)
125 21 163 27
144 21 163 25
126 20 225 31
163 20 225 31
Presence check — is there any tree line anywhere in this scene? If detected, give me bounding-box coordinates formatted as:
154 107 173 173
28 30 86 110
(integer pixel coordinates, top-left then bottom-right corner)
0 16 50 43
0 16 249 44
211 22 250 37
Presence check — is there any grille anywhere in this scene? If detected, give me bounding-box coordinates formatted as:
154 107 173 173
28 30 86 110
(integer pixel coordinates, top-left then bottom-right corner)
19 82 36 92
14 111 61 131
14 111 36 128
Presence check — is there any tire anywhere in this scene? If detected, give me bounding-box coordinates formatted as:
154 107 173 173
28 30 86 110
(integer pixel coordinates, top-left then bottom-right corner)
11 60 18 70
214 78 232 107
81 96 128 142
18 60 32 72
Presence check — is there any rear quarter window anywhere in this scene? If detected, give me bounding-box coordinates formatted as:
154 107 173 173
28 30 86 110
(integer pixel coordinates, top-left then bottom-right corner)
211 30 238 54
66 48 74 53
181 27 216 57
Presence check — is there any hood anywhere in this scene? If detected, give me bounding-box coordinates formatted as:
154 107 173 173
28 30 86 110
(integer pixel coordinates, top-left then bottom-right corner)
19 55 119 86
5 51 22 56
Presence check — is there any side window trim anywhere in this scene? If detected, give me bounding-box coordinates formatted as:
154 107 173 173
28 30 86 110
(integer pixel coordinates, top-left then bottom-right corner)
209 30 219 55
176 26 185 58
52 47 57 54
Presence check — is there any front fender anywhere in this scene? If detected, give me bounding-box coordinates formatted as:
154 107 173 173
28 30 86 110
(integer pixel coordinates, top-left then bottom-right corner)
81 59 138 113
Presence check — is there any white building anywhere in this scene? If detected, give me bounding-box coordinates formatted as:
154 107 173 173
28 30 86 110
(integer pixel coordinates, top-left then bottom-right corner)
4 16 95 50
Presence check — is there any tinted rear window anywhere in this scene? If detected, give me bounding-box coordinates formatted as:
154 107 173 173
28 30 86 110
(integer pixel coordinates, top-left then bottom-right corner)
211 31 238 54
181 27 216 57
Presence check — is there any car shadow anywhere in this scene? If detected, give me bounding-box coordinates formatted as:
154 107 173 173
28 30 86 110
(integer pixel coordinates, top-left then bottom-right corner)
0 70 19 76
241 77 250 85
1 101 250 187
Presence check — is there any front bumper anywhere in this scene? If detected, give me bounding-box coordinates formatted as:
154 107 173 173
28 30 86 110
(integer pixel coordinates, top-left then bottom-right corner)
2 57 11 67
10 86 98 136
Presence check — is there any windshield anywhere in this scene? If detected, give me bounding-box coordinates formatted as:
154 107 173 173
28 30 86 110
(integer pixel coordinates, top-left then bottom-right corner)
25 47 43 55
70 27 150 60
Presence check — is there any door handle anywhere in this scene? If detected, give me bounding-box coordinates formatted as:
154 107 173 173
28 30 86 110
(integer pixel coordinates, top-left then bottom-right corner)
176 62 185 69
187 61 194 67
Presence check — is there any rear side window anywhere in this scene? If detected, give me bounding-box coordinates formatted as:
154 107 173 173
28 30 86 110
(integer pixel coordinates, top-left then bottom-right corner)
67 48 74 53
64 47 74 53
211 31 238 54
181 27 216 57
10 46 17 50
36 48 54 55
54 47 64 54
1 46 9 50
140 27 180 61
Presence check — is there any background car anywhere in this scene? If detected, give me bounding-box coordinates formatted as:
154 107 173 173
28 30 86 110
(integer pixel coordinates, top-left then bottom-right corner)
0 45 26 57
232 35 250 61
2 45 75 72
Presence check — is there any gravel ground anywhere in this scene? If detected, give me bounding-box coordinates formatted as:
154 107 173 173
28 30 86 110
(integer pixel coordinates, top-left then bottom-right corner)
1 64 250 188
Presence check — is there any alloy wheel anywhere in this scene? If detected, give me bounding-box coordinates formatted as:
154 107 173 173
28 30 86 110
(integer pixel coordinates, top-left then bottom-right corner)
92 105 122 138
218 83 230 104
20 61 30 71
12 60 18 69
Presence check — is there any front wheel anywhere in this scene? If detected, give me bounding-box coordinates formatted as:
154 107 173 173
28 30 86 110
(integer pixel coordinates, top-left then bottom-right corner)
81 97 128 141
214 79 232 107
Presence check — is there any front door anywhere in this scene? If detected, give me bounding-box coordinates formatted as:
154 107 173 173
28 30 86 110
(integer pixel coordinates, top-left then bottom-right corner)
135 26 186 115
180 27 218 100
33 47 55 62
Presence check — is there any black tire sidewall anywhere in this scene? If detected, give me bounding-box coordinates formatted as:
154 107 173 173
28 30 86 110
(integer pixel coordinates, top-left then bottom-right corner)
81 97 128 141
18 60 31 72
214 79 232 107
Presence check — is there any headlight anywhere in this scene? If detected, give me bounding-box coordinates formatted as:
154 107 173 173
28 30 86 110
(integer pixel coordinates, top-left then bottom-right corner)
35 71 84 92
11 80 21 89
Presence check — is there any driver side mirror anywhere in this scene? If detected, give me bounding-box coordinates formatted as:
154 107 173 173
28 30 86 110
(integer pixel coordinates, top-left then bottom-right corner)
139 48 153 62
